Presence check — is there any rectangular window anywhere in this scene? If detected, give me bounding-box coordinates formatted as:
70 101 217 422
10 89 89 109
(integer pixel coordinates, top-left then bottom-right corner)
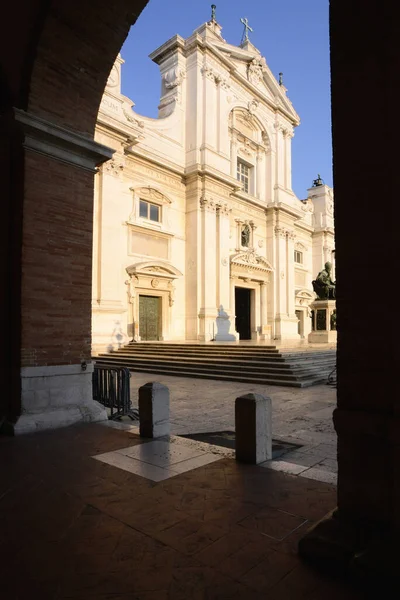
237 160 250 194
294 250 303 264
139 199 161 223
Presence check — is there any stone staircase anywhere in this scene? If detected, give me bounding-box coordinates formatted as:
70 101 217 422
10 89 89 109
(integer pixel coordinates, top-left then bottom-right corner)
93 342 336 388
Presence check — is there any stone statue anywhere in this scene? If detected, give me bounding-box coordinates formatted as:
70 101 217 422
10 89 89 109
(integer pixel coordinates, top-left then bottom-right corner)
312 261 336 300
241 224 250 247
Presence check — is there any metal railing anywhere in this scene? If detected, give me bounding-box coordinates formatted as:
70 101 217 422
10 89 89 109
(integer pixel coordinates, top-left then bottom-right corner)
327 365 337 387
92 365 139 421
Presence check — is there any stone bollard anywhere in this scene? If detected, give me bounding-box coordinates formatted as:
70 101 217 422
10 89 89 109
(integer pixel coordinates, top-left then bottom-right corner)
235 393 272 464
138 382 170 438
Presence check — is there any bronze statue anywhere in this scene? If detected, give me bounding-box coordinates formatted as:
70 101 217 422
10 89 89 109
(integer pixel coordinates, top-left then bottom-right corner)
312 261 336 300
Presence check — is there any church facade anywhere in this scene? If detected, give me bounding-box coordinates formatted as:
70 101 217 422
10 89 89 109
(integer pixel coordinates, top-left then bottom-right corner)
92 15 335 353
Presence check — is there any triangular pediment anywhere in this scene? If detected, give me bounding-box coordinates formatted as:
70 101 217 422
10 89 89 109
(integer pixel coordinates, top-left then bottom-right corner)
231 250 273 272
207 40 299 123
295 289 315 303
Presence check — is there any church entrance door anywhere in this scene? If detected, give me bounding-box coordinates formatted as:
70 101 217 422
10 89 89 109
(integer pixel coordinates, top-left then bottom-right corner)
235 287 251 340
139 295 161 341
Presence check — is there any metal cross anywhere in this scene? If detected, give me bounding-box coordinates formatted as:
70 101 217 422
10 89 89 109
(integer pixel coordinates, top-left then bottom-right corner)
240 17 253 44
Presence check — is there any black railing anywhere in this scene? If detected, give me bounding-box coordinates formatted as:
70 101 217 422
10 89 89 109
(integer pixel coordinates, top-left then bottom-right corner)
92 365 139 421
327 365 337 387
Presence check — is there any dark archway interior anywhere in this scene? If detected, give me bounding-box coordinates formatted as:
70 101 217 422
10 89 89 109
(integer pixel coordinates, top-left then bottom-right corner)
0 0 398 585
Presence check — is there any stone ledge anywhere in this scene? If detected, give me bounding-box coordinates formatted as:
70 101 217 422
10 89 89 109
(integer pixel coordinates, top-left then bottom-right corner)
15 363 108 434
14 401 107 435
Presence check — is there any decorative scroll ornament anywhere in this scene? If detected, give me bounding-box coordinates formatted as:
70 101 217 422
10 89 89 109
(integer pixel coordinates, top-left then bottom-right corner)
104 155 125 175
199 196 217 211
301 199 314 213
123 110 144 128
163 67 185 89
168 281 175 306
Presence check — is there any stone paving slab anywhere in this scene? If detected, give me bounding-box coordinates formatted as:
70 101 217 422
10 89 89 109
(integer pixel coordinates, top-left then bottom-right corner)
0 423 362 599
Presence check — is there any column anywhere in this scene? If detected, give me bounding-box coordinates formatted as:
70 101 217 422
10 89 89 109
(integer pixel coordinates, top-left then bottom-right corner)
249 221 257 249
217 204 232 313
260 282 268 339
230 136 238 178
284 130 293 190
198 196 217 341
235 218 242 250
202 70 217 151
299 0 400 583
13 108 112 434
274 226 287 339
255 151 264 199
286 231 296 317
274 123 285 193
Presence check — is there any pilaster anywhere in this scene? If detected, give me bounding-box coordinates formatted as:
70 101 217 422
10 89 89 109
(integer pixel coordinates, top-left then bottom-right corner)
198 196 217 340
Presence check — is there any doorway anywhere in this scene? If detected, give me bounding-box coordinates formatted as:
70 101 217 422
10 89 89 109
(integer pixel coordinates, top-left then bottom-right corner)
139 295 161 340
235 287 251 340
295 309 304 338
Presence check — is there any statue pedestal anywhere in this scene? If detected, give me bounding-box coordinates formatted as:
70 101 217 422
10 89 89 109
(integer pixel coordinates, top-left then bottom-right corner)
308 299 337 344
215 311 238 342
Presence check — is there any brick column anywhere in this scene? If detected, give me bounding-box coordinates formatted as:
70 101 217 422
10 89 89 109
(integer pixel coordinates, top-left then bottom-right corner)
13 109 113 434
299 0 400 584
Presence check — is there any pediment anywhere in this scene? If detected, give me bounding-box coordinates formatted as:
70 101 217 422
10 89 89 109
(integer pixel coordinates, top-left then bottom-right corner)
130 186 172 205
231 250 273 272
126 260 182 279
295 289 315 303
208 41 299 123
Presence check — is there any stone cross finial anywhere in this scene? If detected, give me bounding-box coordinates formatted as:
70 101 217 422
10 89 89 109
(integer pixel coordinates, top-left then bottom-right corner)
240 17 253 44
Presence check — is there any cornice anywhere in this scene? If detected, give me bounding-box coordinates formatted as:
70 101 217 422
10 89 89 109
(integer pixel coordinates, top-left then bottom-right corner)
15 108 114 172
126 146 184 178
184 164 240 189
266 201 304 220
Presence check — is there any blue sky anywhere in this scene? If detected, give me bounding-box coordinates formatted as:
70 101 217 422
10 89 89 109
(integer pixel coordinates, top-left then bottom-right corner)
120 0 331 199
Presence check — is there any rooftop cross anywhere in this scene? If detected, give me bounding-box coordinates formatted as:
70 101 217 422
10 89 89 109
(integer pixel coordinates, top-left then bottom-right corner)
240 17 253 44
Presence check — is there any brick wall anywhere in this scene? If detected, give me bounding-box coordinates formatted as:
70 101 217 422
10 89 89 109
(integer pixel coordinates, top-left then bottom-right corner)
0 0 148 417
28 0 147 134
21 153 96 366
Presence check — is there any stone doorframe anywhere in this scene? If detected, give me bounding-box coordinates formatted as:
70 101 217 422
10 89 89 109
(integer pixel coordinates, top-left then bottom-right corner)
295 289 315 340
230 250 273 340
125 260 182 341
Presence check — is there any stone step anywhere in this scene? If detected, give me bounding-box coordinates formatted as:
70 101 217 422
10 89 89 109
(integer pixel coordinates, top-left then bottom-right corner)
99 350 336 368
91 361 329 388
122 344 281 354
93 355 334 382
125 342 278 349
96 351 335 372
93 342 336 388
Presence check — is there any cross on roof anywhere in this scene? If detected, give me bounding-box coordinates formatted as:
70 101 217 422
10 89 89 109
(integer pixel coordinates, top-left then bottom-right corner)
240 17 253 44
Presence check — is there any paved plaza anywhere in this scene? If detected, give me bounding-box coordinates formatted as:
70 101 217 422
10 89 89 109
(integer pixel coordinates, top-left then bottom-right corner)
0 422 365 599
121 373 338 485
